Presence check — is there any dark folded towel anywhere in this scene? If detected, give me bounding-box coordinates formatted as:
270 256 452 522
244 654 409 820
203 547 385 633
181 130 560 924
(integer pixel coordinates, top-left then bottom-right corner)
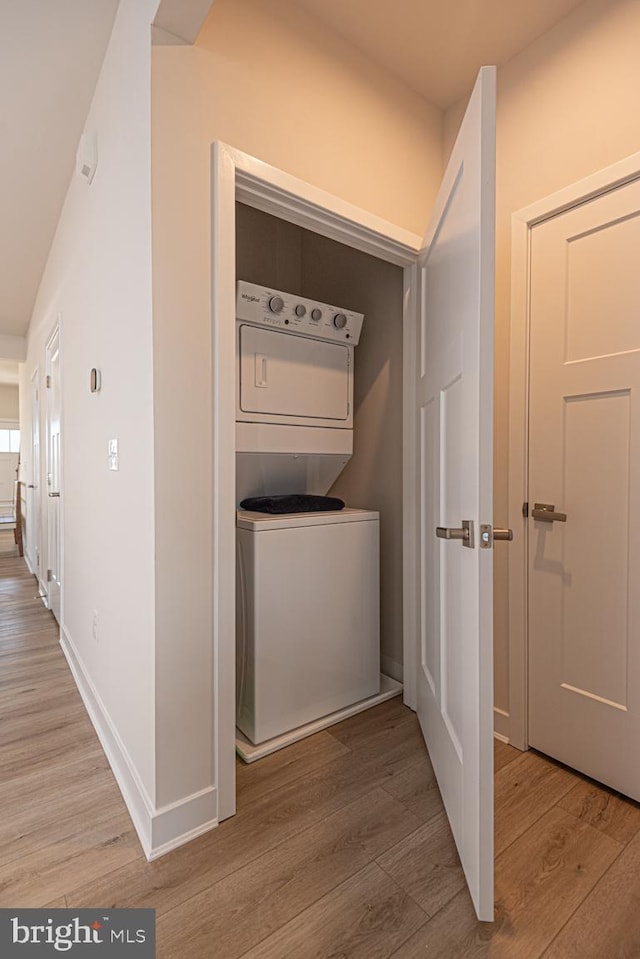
240 494 345 514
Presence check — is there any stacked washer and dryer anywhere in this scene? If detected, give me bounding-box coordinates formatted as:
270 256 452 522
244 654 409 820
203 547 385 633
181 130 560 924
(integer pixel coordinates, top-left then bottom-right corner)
235 280 384 759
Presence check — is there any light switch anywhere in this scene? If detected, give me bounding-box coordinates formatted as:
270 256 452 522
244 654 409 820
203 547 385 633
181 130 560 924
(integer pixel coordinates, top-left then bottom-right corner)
108 438 119 471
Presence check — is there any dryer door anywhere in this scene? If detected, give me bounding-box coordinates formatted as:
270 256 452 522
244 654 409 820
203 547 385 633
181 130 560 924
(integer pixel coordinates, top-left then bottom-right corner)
238 325 351 426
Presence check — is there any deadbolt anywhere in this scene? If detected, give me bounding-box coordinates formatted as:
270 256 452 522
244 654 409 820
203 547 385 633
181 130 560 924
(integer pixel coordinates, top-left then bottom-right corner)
480 525 514 548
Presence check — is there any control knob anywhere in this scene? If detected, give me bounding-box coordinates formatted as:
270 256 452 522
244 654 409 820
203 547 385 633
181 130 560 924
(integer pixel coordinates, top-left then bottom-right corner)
294 304 306 317
333 313 347 330
311 308 322 321
268 295 284 314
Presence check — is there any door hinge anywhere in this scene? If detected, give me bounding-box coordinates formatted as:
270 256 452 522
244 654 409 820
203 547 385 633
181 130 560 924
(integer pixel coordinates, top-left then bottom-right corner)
522 501 529 518
46 568 52 582
46 375 51 388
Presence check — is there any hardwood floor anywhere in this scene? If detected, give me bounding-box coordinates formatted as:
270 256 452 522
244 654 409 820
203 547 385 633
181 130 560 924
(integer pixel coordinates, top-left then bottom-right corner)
2 528 640 956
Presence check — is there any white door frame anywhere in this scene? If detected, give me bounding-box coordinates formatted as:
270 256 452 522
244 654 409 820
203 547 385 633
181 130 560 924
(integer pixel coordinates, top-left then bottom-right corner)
508 151 640 750
211 142 422 819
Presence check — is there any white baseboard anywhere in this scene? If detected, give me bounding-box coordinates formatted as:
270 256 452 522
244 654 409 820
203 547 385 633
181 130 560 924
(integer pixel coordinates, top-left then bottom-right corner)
494 707 510 743
380 654 403 683
149 788 218 859
60 625 218 860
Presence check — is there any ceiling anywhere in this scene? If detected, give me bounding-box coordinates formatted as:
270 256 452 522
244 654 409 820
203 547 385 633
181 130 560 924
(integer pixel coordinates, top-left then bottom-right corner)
294 0 586 108
0 0 588 347
0 0 119 340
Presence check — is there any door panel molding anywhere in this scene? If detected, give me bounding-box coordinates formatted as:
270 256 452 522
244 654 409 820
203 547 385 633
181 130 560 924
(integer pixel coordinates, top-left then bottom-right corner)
508 151 640 751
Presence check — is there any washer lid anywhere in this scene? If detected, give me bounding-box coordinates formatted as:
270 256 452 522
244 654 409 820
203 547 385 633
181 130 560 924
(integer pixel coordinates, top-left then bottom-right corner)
236 507 379 531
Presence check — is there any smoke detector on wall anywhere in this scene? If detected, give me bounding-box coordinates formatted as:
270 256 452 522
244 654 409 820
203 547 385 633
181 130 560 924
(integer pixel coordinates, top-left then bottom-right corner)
76 132 98 184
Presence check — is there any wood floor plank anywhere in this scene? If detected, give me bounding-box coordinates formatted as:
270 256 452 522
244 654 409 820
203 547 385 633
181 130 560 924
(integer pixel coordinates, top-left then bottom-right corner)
0 775 125 868
391 806 622 959
542 828 640 959
558 778 640 846
236 862 428 959
157 788 422 959
377 811 466 917
0 683 82 724
67 718 428 916
0 660 71 694
387 888 494 958
0 631 61 656
0 700 87 747
495 751 576 855
0 717 99 782
235 730 350 808
381 754 444 824
494 739 522 772
0 745 107 806
4 529 640 958
0 814 141 907
326 695 410 747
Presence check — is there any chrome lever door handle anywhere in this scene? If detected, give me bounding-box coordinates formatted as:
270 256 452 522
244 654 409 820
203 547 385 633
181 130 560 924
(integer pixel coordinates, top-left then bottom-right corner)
48 492 60 498
532 503 567 523
436 520 474 548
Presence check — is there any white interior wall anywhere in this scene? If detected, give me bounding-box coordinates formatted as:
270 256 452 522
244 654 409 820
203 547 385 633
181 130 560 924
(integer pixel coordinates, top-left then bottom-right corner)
0 384 19 421
19 0 158 827
444 0 640 728
151 0 443 810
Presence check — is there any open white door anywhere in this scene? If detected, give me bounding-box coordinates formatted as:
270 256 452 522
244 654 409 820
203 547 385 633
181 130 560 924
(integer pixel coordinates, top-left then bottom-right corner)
415 66 496 921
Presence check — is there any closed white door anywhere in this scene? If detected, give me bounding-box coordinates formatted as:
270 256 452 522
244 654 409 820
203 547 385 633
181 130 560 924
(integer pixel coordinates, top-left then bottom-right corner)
415 66 496 921
46 328 62 623
29 370 41 578
528 176 640 799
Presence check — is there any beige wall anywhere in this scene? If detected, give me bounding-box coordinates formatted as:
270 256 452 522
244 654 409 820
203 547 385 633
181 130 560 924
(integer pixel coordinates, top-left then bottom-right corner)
0 384 19 421
152 0 443 805
21 0 158 807
445 0 640 719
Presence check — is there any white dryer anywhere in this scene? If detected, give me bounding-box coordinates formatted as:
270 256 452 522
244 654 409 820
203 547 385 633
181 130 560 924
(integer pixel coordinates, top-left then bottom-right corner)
235 281 363 503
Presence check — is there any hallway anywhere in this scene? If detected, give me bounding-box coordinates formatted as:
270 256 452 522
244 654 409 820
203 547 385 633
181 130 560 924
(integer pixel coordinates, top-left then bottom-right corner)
2 528 640 956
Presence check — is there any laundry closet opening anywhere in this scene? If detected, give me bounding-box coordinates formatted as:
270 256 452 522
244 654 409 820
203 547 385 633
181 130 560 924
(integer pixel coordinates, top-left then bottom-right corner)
233 200 406 766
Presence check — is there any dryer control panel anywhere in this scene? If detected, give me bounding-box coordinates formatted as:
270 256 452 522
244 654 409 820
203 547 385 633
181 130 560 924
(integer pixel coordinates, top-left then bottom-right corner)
236 281 364 345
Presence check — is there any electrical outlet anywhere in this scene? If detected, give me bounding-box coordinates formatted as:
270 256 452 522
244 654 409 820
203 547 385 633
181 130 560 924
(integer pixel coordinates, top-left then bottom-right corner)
92 610 99 642
108 438 119 471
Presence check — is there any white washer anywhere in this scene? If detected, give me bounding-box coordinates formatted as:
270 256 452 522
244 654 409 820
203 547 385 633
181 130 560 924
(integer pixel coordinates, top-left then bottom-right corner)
236 508 380 745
